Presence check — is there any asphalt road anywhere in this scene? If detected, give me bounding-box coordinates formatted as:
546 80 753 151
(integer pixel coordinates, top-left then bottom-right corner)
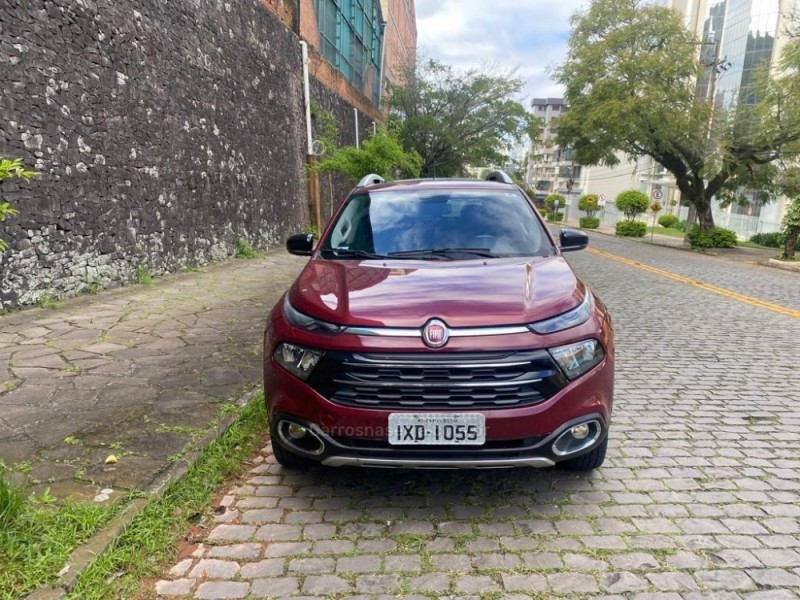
153 235 800 599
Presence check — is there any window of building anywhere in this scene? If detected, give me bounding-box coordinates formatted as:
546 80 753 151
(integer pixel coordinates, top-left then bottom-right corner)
314 0 383 105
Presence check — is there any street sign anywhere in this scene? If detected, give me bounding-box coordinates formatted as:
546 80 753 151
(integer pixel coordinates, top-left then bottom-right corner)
652 189 663 200
598 194 606 207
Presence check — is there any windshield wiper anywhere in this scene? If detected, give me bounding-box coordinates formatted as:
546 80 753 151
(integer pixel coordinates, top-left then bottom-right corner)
388 248 500 259
322 248 390 260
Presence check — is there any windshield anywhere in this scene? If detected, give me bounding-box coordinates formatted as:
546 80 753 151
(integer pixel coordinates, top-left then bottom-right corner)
321 188 553 259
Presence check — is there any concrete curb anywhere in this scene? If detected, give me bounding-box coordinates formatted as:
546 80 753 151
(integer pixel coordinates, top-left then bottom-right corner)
572 226 784 268
24 386 262 600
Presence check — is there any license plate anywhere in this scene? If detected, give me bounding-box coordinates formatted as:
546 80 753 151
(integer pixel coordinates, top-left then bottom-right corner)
388 413 485 446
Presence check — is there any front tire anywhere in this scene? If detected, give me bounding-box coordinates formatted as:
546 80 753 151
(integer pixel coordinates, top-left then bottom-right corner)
559 436 608 472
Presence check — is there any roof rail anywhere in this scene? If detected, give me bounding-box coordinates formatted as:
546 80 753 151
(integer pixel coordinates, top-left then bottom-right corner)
356 173 385 188
484 170 514 184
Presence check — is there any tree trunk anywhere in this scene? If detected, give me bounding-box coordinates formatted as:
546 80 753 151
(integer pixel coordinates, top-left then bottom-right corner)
783 228 799 260
696 203 714 232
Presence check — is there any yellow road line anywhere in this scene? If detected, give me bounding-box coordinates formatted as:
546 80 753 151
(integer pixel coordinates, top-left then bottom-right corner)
587 247 800 320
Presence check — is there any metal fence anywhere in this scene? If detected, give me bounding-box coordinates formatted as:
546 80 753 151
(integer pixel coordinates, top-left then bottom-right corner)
563 196 782 240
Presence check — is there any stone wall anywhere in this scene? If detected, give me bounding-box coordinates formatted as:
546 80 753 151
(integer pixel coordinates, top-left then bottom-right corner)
0 0 312 310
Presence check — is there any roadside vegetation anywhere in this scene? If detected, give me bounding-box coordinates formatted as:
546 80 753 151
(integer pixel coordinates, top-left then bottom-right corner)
0 396 267 600
66 396 267 599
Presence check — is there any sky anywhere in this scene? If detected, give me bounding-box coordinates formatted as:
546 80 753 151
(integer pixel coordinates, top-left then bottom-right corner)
415 0 587 104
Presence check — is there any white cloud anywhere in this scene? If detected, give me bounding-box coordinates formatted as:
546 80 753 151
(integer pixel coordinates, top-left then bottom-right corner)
416 0 587 103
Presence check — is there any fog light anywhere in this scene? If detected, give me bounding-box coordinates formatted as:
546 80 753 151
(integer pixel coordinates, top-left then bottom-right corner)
288 423 308 440
571 423 590 440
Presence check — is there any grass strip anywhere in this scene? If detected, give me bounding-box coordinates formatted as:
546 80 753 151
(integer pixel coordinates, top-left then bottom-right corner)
0 393 267 600
0 485 121 599
65 394 268 599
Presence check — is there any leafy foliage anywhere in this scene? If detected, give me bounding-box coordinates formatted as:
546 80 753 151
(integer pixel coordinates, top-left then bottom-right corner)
579 216 600 228
544 194 566 211
748 231 785 248
781 197 800 259
658 214 680 229
234 238 260 259
316 127 422 184
687 225 738 248
0 158 37 253
577 194 599 218
615 221 647 237
391 59 539 176
547 211 565 222
555 0 800 232
615 190 649 221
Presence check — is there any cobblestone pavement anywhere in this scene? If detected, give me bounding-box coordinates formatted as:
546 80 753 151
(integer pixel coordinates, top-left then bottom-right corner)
0 250 304 499
584 233 800 311
154 242 800 599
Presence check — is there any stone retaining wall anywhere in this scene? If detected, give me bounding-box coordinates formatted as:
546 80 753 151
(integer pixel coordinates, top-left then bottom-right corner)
0 0 374 310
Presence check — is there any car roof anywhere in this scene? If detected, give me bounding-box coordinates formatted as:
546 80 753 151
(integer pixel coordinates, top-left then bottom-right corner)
355 178 519 193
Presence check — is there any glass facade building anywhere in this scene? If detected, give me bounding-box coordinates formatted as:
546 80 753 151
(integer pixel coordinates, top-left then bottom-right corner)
707 0 779 107
314 0 384 105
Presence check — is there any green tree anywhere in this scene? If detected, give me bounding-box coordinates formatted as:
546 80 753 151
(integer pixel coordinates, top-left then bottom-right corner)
781 198 800 260
0 158 37 253
316 127 422 184
615 190 649 221
577 193 600 218
391 59 539 177
555 0 800 233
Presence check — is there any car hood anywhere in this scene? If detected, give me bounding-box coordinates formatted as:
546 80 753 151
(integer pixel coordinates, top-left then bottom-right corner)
289 256 585 328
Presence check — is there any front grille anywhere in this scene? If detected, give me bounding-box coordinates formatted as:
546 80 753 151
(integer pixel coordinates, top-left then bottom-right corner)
309 351 568 410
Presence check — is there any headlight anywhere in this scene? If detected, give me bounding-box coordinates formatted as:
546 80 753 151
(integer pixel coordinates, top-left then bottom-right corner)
274 342 324 380
549 339 604 380
528 292 593 334
284 295 343 335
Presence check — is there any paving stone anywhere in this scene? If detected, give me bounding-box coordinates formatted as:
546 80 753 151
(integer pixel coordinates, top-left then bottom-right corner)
207 543 263 560
695 570 756 590
502 573 547 592
195 581 249 599
408 573 451 592
188 559 240 579
745 568 800 587
155 578 195 596
646 572 700 592
336 555 381 573
455 575 498 593
383 554 422 572
287 557 335 574
239 559 284 579
547 572 599 594
250 577 299 598
207 525 256 542
302 575 352 594
354 575 401 594
602 572 649 594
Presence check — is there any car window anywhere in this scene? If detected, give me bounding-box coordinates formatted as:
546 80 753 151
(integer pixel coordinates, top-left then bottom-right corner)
321 189 553 258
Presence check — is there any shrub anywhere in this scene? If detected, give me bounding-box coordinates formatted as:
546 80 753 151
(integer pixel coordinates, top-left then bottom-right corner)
579 217 600 229
544 194 566 212
234 237 260 258
0 466 23 529
577 194 600 218
615 221 647 237
748 232 785 248
538 208 548 217
546 211 564 222
615 190 649 221
670 219 687 231
687 225 738 248
0 158 37 253
658 214 679 229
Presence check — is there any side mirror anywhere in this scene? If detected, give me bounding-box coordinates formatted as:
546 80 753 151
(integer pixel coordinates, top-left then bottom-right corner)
559 228 589 252
286 233 315 256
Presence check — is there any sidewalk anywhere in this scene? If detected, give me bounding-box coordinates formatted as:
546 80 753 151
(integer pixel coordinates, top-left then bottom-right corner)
560 216 778 265
0 249 305 502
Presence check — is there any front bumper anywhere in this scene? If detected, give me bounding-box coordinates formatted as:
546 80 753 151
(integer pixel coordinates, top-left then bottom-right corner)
271 411 608 469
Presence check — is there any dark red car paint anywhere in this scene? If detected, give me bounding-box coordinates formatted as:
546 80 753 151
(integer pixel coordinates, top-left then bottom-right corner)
263 179 614 467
